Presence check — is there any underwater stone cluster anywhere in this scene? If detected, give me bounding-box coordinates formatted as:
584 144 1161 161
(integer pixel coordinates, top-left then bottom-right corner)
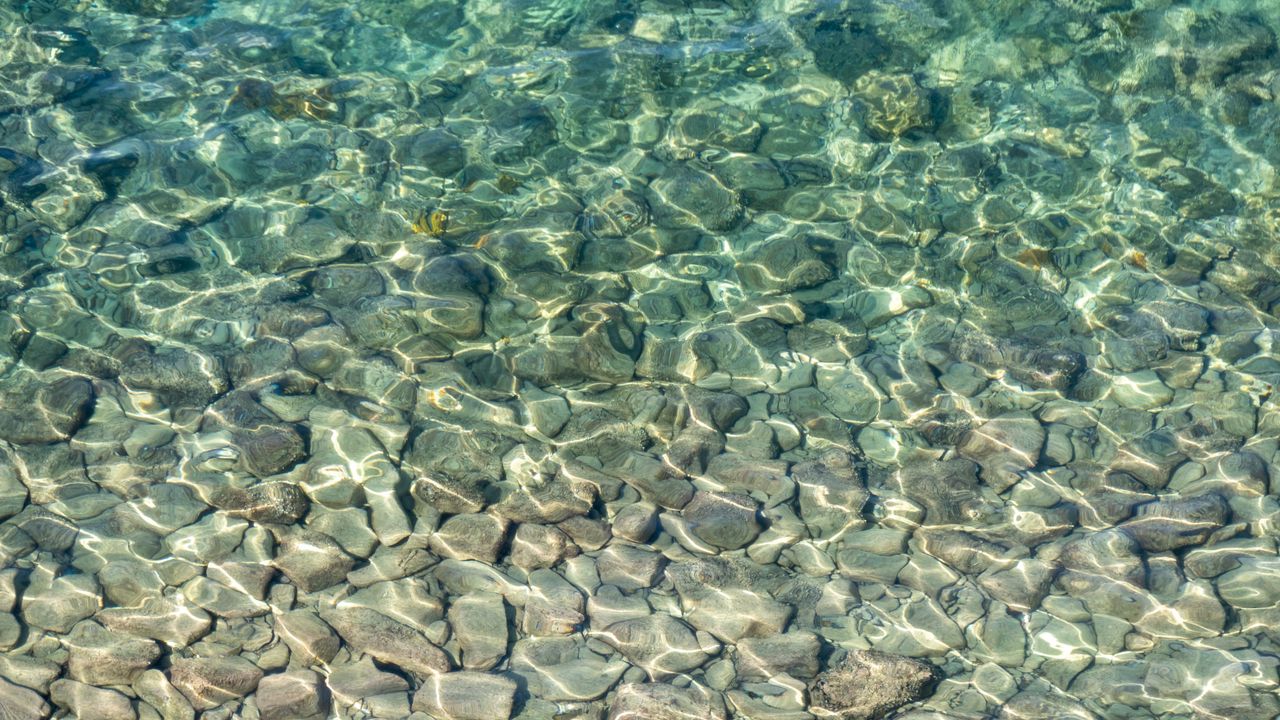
2 0 1280 718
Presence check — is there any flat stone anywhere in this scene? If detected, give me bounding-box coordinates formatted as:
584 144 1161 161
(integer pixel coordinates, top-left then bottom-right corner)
168 656 263 710
510 637 628 702
611 501 659 543
509 523 574 570
411 672 517 720
736 631 823 680
522 569 585 637
448 592 509 671
430 512 510 563
274 609 340 666
958 412 1044 491
684 588 792 643
326 657 409 705
1109 370 1174 409
65 621 161 685
98 595 213 648
1217 557 1280 609
21 564 100 633
134 669 195 720
50 679 135 720
682 491 761 550
272 528 355 593
595 614 716 679
596 543 667 591
321 605 451 676
608 682 728 720
0 676 52 720
810 649 939 720
1119 493 1229 552
256 670 329 720
181 576 269 618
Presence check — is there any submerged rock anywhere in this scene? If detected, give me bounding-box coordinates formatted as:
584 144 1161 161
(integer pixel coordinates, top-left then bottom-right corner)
412 672 517 720
168 656 263 710
809 649 939 720
608 682 727 720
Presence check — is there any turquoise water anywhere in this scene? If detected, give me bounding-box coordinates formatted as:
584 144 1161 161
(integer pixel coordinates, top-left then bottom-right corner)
2 0 1280 718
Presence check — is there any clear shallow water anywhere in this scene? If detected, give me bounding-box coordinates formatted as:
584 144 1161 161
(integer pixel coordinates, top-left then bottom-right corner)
2 0 1280 718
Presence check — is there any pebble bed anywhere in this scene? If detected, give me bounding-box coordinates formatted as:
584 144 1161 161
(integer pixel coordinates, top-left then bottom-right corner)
2 0 1280 718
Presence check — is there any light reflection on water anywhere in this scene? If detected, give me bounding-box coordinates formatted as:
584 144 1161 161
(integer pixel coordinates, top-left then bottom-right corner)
1 0 1279 718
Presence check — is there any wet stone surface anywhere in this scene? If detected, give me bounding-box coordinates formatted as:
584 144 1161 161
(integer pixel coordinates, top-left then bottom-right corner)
1 0 1280 719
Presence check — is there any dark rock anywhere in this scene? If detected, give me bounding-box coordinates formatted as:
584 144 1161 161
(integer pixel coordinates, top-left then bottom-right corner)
737 235 836 294
396 128 466 176
949 330 1085 391
649 164 742 232
116 342 227 407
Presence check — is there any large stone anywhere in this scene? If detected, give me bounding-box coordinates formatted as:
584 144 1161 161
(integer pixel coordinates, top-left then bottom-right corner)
65 621 161 685
274 609 340 666
1119 493 1229 552
50 679 135 720
168 656 264 711
0 374 94 444
98 596 212 648
449 592 509 670
809 649 939 720
681 491 761 550
510 637 629 702
595 614 716 679
794 449 869 539
411 672 517 720
430 513 510 563
256 670 330 720
958 412 1045 491
0 676 51 720
321 606 451 676
272 528 355 593
736 631 823 680
608 683 727 720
